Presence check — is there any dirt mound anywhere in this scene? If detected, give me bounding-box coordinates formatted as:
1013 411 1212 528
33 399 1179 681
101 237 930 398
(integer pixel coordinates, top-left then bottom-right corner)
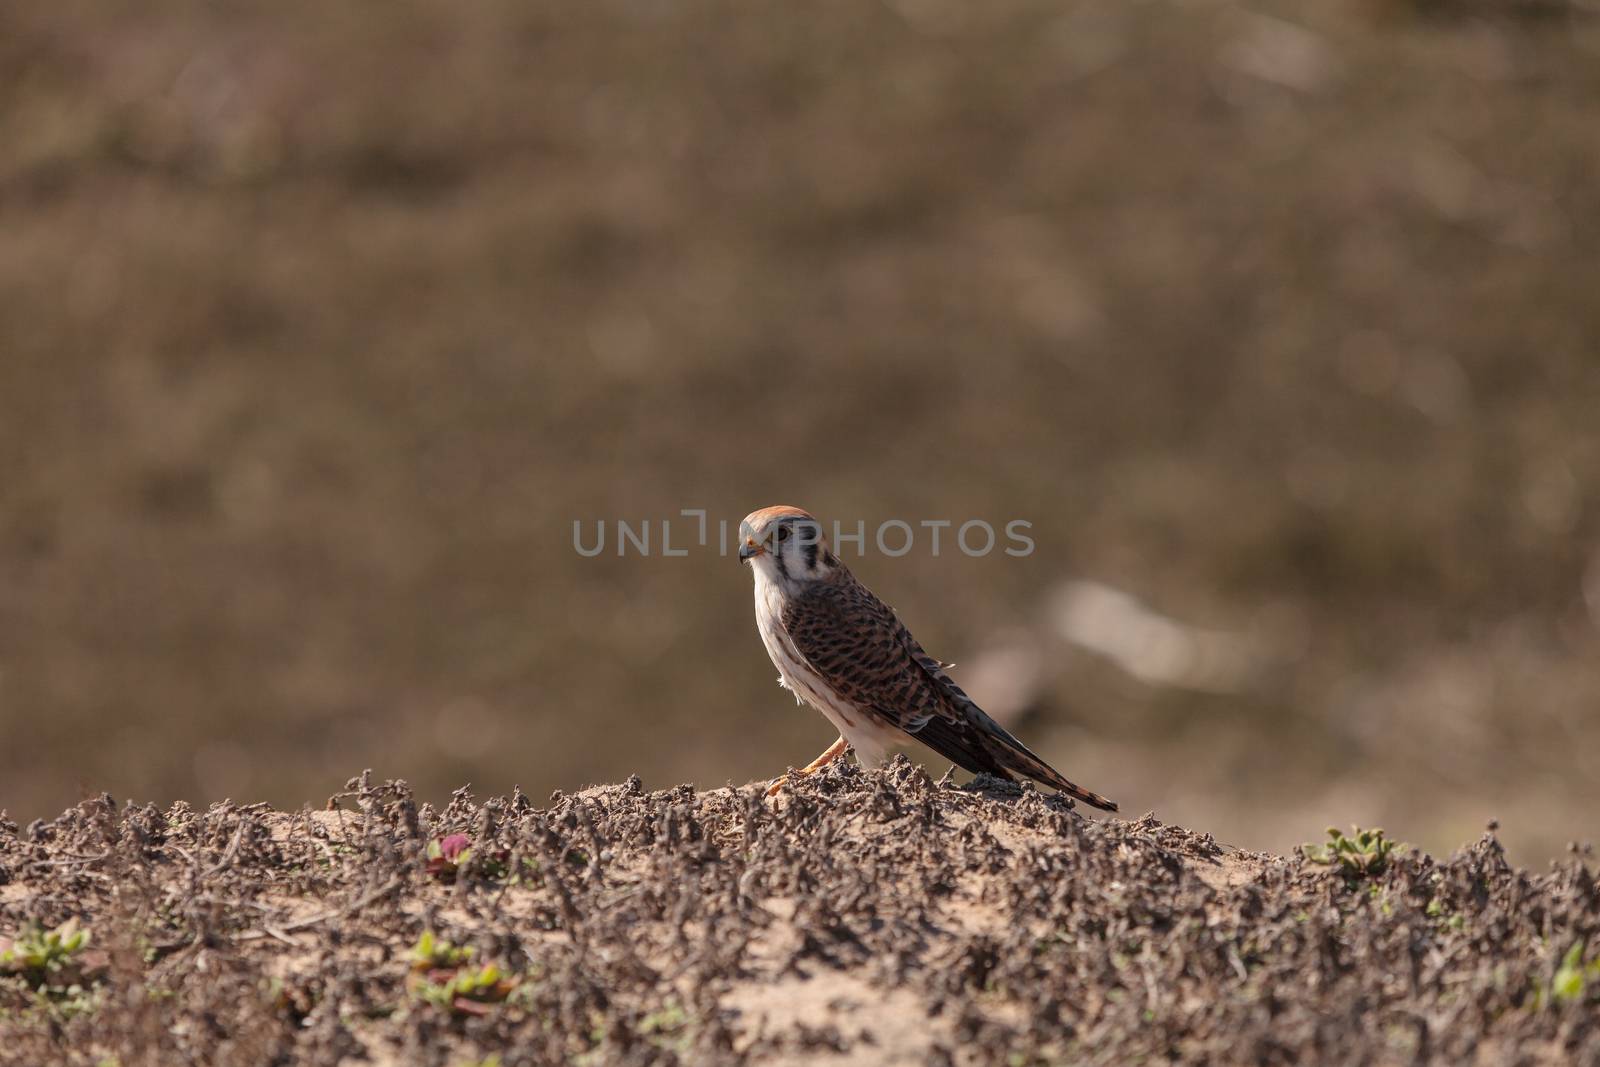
2 764 1597 1065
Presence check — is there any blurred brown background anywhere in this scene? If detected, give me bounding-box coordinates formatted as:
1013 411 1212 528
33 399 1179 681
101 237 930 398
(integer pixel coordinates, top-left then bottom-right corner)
3 0 1598 864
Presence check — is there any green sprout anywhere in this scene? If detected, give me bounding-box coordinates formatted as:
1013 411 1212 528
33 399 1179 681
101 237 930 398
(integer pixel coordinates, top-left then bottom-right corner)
410 963 516 1014
1425 898 1466 931
1 919 102 1020
1 919 91 980
639 1001 690 1046
425 834 508 882
1531 941 1600 1010
410 930 474 969
408 930 517 1015
1303 826 1407 879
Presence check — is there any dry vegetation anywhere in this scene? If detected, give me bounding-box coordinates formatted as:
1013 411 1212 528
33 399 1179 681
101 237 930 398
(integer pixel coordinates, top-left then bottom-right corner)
2 765 1597 1065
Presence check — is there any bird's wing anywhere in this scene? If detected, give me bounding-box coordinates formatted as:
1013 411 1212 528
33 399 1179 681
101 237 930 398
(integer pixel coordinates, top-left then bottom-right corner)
778 579 950 733
781 576 1119 812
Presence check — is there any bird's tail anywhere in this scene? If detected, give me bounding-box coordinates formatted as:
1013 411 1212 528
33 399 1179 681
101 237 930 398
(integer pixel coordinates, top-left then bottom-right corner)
986 727 1119 812
906 645 1119 812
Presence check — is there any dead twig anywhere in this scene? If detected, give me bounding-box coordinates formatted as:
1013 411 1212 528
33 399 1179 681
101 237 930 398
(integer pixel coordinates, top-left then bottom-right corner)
237 875 405 942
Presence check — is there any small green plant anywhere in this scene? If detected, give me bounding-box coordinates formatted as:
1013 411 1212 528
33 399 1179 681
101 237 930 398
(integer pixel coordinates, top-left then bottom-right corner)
1304 826 1406 879
411 962 516 1015
574 1004 689 1062
408 930 517 1016
1531 941 1600 1010
1 920 105 1021
410 930 474 969
639 1001 690 1050
1425 898 1466 930
425 834 508 882
425 834 473 880
1 919 91 979
573 1016 608 1067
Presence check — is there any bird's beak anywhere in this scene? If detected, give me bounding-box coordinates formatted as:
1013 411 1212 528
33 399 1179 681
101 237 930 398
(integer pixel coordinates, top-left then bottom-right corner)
739 538 764 562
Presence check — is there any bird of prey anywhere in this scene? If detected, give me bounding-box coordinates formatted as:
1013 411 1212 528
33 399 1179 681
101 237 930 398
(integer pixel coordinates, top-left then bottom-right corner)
738 505 1117 811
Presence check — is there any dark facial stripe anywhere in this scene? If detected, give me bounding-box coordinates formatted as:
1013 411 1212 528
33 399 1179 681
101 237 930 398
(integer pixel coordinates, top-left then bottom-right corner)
802 539 818 571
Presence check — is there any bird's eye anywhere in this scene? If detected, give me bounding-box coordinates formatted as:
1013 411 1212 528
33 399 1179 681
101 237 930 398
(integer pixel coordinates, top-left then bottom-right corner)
776 526 791 543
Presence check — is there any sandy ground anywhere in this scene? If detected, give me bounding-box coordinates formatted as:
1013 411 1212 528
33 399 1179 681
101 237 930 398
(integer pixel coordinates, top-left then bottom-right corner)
2 763 1597 1065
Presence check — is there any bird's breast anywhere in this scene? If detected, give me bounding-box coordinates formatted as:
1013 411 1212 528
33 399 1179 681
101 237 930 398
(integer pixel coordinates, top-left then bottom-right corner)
752 579 853 724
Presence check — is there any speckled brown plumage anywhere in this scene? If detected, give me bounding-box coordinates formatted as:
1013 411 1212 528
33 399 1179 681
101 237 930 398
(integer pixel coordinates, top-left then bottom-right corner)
740 506 1117 811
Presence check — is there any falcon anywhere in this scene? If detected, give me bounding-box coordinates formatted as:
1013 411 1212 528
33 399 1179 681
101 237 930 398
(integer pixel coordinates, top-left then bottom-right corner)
738 505 1118 810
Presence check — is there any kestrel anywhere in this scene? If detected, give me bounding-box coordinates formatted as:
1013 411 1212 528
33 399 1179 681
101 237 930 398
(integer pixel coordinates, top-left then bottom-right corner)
739 505 1118 811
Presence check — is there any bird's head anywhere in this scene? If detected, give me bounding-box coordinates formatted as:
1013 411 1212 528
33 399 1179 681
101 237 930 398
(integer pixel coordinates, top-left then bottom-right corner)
739 505 839 587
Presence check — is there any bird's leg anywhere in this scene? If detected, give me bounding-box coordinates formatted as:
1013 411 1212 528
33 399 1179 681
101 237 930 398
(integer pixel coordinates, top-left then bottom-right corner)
766 735 850 797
